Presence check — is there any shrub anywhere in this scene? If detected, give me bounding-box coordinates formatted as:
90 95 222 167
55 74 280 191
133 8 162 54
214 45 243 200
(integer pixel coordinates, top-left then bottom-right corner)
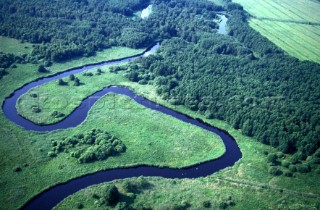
83 72 93 76
296 164 311 173
202 200 211 208
96 68 103 75
99 185 120 206
58 78 67 85
30 93 38 98
269 167 283 176
289 165 297 172
281 160 290 168
13 166 22 172
74 77 80 86
69 74 75 81
267 153 279 165
284 171 293 177
37 65 47 73
51 111 65 118
76 203 83 209
48 151 57 158
31 106 41 113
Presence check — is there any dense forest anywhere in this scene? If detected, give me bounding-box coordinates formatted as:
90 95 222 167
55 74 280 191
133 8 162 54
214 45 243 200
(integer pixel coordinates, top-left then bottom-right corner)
1 0 319 170
123 1 320 166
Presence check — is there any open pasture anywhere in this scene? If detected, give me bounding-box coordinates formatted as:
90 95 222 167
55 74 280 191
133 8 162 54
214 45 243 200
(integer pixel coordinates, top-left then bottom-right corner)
234 0 320 63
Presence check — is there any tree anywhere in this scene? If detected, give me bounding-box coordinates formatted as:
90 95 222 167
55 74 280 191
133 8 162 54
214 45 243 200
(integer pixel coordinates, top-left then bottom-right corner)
37 65 47 73
58 79 66 85
74 77 80 86
69 74 75 81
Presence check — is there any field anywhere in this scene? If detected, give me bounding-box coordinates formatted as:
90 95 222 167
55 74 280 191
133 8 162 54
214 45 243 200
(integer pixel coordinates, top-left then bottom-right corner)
233 0 320 63
0 42 225 209
0 36 35 55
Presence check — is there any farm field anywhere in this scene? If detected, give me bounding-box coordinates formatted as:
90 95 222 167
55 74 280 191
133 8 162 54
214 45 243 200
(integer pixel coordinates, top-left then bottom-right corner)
233 0 320 63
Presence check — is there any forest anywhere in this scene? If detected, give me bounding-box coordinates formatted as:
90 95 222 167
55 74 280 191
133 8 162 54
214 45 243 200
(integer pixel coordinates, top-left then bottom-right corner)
123 1 320 168
0 0 319 170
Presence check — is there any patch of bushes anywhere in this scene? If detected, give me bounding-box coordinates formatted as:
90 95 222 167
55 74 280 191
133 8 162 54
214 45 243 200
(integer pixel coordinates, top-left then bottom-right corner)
50 129 126 163
58 78 67 86
218 196 236 209
268 167 283 176
37 64 49 73
51 111 65 118
83 72 93 76
31 105 41 113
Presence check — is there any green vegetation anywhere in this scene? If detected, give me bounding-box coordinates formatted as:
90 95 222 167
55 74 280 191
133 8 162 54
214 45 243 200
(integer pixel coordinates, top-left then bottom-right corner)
0 0 152 62
233 0 320 63
124 8 320 167
50 129 126 163
0 45 224 209
1 0 320 209
0 36 34 55
17 65 128 124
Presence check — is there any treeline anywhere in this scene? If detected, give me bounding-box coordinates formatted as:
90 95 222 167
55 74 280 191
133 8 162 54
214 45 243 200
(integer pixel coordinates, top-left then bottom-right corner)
123 2 320 166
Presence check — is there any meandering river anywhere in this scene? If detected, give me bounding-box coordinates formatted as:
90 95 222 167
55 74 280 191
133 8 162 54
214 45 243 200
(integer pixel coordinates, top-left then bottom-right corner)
2 17 239 210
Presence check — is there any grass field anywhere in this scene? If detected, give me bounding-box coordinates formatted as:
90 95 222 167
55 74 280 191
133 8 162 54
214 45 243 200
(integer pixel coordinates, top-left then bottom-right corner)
0 36 34 55
233 0 320 63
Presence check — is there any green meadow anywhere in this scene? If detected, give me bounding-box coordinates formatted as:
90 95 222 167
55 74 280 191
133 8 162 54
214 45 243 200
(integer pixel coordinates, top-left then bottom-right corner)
0 36 35 55
234 0 320 63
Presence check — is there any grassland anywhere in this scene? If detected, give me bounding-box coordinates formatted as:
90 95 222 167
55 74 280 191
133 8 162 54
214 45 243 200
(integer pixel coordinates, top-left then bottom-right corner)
16 65 129 125
0 36 35 55
233 0 320 63
0 40 226 209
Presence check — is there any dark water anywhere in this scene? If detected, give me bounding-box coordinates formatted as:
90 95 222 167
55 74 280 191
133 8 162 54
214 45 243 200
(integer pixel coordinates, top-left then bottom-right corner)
1 43 241 209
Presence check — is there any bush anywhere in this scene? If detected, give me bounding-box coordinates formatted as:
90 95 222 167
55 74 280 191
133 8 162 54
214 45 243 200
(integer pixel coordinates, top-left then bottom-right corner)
268 167 283 176
13 166 22 172
74 77 80 86
69 74 75 81
98 185 120 206
30 93 38 98
284 171 293 177
58 78 67 85
51 111 65 118
281 160 290 168
48 151 57 158
267 153 279 165
296 164 311 173
289 165 297 172
202 200 211 208
83 72 93 76
37 64 47 73
76 202 83 209
31 106 41 113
